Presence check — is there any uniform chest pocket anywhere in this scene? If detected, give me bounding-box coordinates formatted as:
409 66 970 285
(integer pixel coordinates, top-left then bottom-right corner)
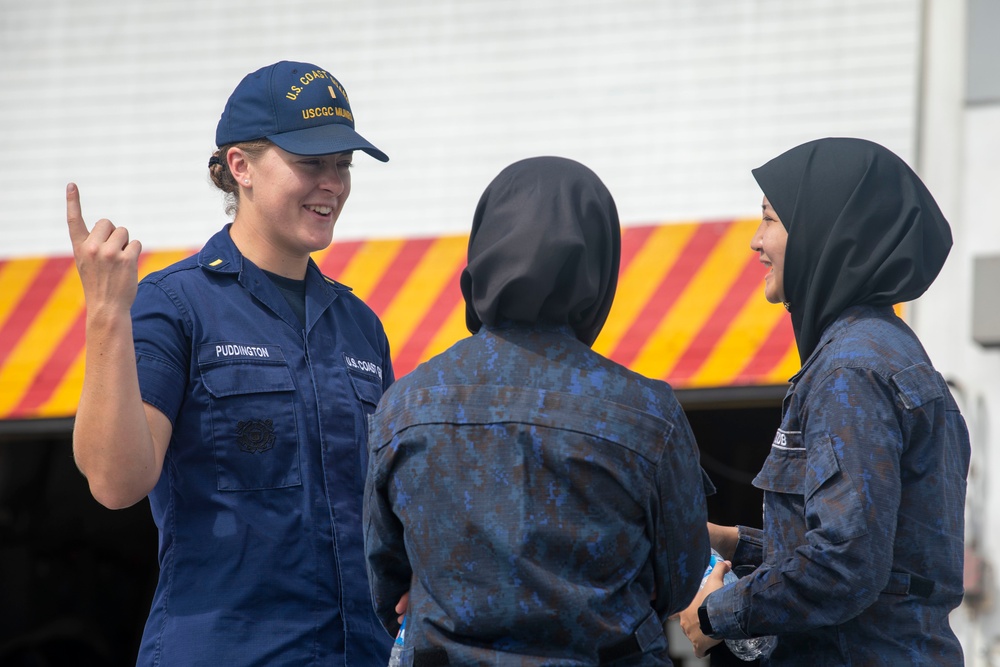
754 433 807 495
754 434 867 546
348 371 383 478
201 358 301 491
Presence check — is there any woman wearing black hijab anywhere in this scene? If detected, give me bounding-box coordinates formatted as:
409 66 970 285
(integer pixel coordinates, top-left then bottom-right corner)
680 138 971 666
364 156 712 665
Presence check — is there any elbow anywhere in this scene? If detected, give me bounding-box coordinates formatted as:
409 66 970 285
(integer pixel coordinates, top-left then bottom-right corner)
76 461 154 509
87 479 148 510
73 446 157 509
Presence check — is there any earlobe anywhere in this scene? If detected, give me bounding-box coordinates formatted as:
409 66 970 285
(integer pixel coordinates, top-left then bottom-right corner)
227 148 251 187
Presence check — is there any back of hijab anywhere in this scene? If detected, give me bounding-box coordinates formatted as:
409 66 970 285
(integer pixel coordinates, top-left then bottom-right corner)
752 137 953 363
459 156 621 347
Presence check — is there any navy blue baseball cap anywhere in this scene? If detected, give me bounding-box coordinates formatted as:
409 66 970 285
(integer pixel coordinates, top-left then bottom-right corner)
215 60 388 162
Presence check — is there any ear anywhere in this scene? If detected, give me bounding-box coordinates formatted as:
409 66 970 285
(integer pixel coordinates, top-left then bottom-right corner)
227 147 251 187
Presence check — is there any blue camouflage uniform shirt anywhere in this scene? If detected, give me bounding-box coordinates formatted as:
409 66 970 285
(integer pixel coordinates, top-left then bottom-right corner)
364 324 711 666
706 305 970 666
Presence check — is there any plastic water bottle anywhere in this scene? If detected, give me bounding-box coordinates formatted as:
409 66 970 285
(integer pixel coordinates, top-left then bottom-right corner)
701 549 776 661
387 615 411 667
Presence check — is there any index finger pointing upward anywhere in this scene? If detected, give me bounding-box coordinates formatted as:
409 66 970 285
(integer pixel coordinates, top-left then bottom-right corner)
66 182 89 246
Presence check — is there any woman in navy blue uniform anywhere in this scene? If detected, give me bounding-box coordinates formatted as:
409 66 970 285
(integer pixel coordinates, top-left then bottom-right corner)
66 60 394 666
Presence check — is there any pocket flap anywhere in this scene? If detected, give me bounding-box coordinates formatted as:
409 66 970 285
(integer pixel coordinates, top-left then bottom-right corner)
349 372 383 407
803 434 842 499
753 446 807 494
201 360 295 397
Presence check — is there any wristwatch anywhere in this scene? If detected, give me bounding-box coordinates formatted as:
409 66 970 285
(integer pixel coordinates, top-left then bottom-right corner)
697 603 715 637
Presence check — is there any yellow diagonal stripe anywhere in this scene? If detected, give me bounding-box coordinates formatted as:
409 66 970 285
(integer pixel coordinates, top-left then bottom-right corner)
0 258 45 327
380 235 467 350
630 221 751 383
690 221 788 386
416 299 470 365
764 345 801 385
593 223 698 357
1 250 193 419
0 263 83 415
34 349 86 418
336 239 405 299
139 250 192 278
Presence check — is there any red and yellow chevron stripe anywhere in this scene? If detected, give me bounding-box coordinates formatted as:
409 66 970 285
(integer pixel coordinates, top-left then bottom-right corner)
0 218 798 421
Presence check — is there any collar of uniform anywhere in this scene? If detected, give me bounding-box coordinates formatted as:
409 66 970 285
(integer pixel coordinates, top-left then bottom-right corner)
197 224 354 295
314 263 354 293
788 304 896 382
198 224 244 274
481 320 575 335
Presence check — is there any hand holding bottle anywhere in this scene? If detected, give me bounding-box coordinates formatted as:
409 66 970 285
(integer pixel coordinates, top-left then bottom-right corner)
701 549 776 661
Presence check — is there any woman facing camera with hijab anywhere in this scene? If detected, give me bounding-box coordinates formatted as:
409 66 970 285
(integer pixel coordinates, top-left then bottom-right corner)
364 156 712 665
679 138 971 666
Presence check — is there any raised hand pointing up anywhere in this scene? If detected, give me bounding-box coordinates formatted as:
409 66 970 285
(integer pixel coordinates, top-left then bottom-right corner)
66 182 142 317
65 182 169 511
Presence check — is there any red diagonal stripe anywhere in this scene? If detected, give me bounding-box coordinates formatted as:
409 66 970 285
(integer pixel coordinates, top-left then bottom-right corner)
10 251 183 419
733 312 796 384
390 263 466 377
363 238 434 314
9 311 86 418
667 251 763 383
0 257 74 369
389 225 658 376
608 222 731 369
619 224 655 274
316 239 364 281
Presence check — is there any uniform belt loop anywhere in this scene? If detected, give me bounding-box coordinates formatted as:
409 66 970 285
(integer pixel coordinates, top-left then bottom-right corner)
633 611 664 651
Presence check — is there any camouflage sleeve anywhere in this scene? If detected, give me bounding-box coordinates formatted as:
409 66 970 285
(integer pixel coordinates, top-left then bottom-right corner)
791 366 900 620
651 404 711 618
732 526 763 569
363 427 412 637
707 366 901 638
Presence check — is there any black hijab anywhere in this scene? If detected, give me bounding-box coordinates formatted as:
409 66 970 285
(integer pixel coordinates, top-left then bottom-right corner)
459 156 621 347
752 137 952 363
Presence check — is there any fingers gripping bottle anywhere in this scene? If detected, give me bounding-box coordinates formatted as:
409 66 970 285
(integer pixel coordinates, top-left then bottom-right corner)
387 615 412 667
701 549 777 661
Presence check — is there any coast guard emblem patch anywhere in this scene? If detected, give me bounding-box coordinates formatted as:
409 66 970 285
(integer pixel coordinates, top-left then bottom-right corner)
237 419 276 454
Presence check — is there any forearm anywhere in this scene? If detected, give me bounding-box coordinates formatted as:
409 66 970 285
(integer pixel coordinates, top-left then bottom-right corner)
74 309 161 509
707 522 739 560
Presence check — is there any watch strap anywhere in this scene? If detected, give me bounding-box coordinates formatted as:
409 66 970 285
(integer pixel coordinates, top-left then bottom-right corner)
697 603 714 637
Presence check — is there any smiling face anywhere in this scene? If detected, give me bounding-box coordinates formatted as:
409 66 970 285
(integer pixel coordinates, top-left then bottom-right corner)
228 144 353 276
750 196 788 304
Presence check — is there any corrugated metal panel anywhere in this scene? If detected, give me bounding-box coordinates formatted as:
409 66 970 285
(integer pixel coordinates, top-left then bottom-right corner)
0 219 798 420
1 0 920 258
